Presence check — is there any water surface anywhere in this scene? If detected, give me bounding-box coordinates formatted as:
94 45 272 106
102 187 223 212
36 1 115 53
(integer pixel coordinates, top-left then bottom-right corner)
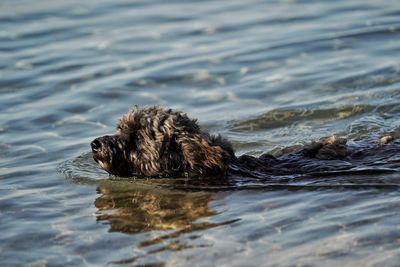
1 0 400 266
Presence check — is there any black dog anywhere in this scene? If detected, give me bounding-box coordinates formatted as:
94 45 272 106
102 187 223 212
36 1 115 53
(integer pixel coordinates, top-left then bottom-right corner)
91 106 398 178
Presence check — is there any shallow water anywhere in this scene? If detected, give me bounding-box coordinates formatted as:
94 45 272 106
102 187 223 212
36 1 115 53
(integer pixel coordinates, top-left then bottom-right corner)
1 0 400 266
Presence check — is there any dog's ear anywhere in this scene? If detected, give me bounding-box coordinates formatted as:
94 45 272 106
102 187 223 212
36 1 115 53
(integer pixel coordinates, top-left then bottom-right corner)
176 133 228 177
116 110 139 140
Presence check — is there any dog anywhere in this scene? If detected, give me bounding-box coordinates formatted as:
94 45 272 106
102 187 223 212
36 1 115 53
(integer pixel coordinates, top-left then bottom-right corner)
91 106 398 178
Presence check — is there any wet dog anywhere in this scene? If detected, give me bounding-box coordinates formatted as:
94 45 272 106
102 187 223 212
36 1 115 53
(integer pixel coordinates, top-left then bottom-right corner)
91 106 397 178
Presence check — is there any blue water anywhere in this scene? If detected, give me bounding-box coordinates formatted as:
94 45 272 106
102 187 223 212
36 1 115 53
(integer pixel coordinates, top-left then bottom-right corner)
1 0 400 266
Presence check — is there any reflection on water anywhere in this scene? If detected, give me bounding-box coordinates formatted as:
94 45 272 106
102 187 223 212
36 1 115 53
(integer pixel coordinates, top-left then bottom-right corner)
96 180 219 233
95 180 239 265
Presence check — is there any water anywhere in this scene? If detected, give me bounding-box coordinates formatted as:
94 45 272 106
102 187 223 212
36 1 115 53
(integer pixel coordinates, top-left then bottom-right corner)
1 0 400 266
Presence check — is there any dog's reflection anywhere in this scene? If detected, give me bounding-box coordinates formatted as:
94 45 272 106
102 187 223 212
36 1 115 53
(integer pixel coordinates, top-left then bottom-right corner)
94 180 227 234
94 180 241 264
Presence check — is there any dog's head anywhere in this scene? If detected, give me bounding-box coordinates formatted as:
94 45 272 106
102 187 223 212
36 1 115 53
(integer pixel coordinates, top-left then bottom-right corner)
91 106 235 178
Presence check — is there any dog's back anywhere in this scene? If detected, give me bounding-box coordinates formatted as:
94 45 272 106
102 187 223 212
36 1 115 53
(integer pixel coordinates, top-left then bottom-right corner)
229 136 400 179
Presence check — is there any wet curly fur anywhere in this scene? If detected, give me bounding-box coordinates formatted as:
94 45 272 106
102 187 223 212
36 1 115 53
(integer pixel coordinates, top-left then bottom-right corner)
91 106 397 178
91 106 234 178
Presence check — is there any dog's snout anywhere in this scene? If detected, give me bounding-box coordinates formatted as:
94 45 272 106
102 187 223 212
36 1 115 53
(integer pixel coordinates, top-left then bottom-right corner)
91 139 102 152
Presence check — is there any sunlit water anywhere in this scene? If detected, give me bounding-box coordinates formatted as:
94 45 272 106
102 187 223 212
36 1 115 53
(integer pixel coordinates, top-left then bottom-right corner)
1 0 400 266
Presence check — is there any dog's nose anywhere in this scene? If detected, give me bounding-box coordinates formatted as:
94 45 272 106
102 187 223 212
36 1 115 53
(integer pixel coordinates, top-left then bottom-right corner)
91 139 102 152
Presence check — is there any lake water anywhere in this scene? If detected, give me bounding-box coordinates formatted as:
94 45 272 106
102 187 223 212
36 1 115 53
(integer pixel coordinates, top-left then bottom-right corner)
1 0 400 266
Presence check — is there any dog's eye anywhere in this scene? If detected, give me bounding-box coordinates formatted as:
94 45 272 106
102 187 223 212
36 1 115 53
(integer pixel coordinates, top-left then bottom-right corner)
116 137 134 151
118 142 125 151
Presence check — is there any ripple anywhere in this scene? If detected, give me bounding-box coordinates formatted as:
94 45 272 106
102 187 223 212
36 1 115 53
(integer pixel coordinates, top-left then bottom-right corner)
57 152 106 185
231 104 373 132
